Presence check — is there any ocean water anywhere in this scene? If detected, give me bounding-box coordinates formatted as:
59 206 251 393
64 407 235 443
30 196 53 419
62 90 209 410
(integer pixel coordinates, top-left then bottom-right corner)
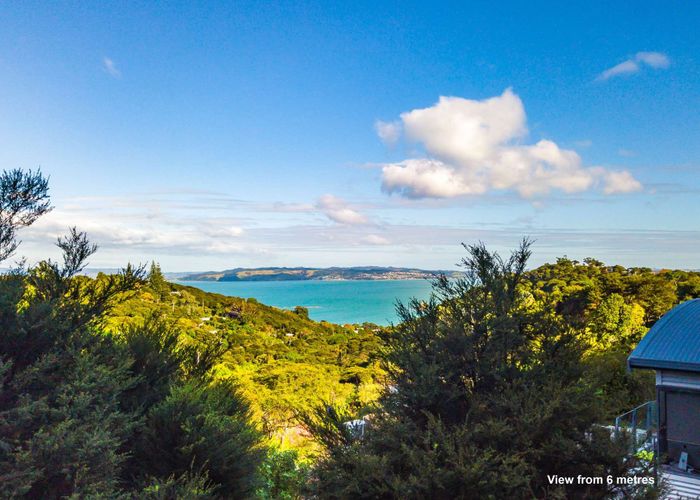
175 279 435 325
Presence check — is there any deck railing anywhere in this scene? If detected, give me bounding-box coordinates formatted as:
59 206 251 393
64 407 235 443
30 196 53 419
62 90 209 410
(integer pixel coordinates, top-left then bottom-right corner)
614 400 657 452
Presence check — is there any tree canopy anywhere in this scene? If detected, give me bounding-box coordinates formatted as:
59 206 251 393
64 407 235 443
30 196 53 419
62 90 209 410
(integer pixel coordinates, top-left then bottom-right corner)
0 171 263 498
304 241 661 499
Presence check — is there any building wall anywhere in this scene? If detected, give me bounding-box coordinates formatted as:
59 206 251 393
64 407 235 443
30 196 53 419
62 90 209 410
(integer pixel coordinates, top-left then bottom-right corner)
657 370 700 391
657 370 700 470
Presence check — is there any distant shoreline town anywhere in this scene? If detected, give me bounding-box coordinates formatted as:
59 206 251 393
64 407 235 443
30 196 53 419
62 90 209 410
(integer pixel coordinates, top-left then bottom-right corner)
178 266 461 282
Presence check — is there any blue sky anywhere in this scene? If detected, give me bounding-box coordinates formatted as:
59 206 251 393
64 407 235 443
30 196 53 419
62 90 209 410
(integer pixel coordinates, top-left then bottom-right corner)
0 1 698 270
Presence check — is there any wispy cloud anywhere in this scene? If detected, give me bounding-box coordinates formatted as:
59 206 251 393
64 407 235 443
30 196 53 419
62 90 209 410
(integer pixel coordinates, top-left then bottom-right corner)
272 201 315 213
597 51 670 81
374 120 402 146
102 57 121 78
377 89 642 199
14 191 699 270
361 234 390 245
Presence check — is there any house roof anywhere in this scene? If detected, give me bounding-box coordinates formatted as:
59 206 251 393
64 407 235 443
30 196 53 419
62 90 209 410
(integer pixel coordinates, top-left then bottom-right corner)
629 299 700 373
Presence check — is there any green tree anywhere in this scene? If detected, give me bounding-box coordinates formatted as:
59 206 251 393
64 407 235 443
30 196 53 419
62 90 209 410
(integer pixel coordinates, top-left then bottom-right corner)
256 448 311 500
0 170 264 498
148 261 168 299
306 241 655 499
135 380 263 498
0 229 143 498
587 293 646 351
0 169 51 262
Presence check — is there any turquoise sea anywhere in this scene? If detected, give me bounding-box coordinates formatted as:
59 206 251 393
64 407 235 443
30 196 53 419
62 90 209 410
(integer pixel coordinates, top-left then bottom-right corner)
175 279 435 325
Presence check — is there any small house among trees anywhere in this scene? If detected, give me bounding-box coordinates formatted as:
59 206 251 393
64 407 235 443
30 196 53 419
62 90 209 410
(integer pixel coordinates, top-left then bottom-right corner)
628 298 700 496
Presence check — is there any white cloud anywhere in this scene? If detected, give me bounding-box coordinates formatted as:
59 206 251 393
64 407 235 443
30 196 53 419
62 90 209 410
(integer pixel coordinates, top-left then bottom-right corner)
597 51 670 81
102 57 121 78
374 120 402 146
378 89 642 199
361 234 390 245
19 193 372 267
203 226 244 237
27 209 245 255
316 195 368 225
600 170 643 194
382 159 486 198
14 192 261 268
400 89 527 164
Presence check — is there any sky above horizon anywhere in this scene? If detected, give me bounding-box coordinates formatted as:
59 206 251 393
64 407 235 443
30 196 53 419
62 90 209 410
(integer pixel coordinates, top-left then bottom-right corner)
1 1 699 271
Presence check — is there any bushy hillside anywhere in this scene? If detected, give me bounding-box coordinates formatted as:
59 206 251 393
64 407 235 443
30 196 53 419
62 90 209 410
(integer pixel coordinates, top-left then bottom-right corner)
302 243 700 499
107 265 386 453
522 258 700 417
104 258 700 458
4 253 699 498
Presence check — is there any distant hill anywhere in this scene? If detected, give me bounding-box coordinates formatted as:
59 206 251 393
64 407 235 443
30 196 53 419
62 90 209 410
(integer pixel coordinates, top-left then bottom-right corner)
180 266 459 281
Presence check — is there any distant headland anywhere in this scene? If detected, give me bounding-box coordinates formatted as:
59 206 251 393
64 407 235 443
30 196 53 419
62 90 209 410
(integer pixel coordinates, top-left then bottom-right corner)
179 266 460 282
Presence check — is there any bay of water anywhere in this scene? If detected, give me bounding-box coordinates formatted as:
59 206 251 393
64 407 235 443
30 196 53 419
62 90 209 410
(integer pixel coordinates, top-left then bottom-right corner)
176 279 435 325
